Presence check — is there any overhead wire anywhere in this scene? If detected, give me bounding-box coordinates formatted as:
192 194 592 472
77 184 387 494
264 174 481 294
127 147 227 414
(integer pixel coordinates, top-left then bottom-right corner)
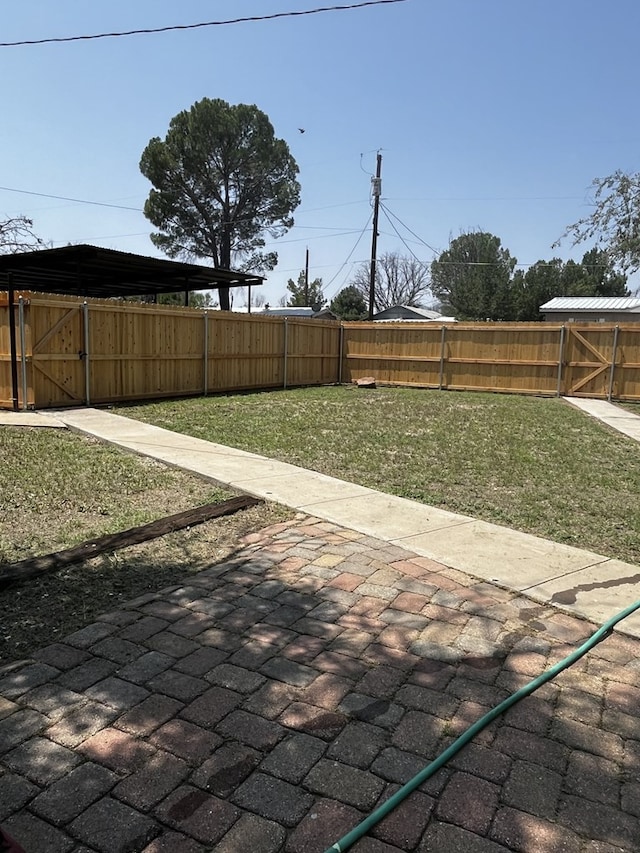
0 185 141 212
0 1 411 47
384 194 586 202
376 201 613 269
379 203 428 265
263 229 364 247
323 212 373 297
379 201 440 254
3 183 606 272
0 184 369 238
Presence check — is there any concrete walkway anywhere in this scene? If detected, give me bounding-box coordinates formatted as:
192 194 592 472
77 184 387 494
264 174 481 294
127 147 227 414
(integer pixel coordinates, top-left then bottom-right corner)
563 397 640 442
0 410 66 428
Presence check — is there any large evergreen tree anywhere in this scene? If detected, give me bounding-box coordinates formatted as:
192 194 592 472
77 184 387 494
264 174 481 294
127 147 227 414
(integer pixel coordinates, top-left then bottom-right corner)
286 270 324 307
330 285 368 320
140 98 300 309
431 231 517 320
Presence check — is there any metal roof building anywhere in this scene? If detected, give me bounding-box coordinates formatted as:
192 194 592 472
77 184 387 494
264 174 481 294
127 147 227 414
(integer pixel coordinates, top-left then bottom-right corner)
0 244 263 302
540 296 640 322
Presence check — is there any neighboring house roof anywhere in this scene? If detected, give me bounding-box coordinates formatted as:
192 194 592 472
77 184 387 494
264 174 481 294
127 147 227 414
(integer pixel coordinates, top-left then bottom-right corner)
260 306 338 320
261 307 314 316
540 297 640 313
373 304 443 321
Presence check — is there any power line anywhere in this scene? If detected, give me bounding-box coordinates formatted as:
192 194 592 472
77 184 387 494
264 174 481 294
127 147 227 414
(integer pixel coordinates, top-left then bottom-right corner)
282 224 367 232
0 1 410 47
0 185 142 211
379 202 440 254
264 229 363 247
384 195 586 202
324 212 373 297
379 204 425 265
50 232 149 245
299 200 368 214
0 185 367 235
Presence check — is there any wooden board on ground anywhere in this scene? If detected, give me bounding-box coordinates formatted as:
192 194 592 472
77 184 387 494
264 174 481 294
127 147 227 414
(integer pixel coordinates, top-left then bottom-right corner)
0 494 263 586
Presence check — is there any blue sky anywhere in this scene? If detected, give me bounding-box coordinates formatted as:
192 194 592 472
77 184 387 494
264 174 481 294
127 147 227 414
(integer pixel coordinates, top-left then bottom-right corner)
2 0 640 306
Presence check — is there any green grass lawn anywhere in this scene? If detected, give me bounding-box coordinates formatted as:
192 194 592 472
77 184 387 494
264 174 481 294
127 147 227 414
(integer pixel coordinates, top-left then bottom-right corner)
0 426 290 663
120 386 640 565
0 427 227 564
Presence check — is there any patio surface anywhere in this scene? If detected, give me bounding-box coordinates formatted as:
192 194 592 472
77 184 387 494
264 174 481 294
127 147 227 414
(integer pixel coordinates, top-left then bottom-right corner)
2 515 640 852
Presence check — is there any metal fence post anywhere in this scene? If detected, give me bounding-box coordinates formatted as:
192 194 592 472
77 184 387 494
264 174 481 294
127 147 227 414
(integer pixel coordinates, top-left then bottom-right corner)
608 325 619 401
83 300 91 406
283 318 289 389
338 323 344 384
18 295 28 410
438 325 446 390
7 277 19 411
203 311 209 396
556 325 565 397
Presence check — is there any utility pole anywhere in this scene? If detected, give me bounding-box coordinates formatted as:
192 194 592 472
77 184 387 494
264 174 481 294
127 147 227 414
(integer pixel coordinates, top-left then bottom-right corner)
368 152 382 320
304 246 310 305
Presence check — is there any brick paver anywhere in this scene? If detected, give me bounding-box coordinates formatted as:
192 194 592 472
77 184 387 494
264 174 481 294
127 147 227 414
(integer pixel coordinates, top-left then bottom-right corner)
30 762 118 825
2 516 640 852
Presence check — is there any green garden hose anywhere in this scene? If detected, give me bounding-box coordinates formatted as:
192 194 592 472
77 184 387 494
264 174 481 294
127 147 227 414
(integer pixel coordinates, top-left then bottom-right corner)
324 598 640 853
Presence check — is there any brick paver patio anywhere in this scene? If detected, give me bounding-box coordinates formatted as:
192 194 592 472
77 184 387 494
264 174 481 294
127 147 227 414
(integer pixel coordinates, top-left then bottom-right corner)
1 516 639 852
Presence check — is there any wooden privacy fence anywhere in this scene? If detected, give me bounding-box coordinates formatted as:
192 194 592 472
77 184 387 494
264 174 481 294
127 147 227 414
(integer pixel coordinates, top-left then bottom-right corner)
3 292 640 408
0 293 340 409
343 321 640 400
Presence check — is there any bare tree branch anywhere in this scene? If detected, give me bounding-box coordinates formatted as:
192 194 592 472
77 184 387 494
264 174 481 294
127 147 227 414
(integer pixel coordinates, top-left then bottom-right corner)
555 170 640 273
350 251 431 310
0 216 47 254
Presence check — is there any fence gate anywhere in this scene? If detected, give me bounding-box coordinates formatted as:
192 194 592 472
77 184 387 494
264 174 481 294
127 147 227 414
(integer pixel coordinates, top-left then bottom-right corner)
31 302 87 406
563 326 616 399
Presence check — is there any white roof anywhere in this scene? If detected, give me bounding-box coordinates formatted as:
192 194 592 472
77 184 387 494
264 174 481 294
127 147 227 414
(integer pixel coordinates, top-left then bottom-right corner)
399 306 442 319
541 297 640 312
260 307 314 317
373 305 442 320
373 316 457 323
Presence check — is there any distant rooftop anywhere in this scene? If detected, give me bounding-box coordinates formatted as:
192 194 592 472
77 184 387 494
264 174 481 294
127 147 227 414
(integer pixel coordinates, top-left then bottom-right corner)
260 306 337 319
261 307 315 317
373 305 443 321
541 297 640 313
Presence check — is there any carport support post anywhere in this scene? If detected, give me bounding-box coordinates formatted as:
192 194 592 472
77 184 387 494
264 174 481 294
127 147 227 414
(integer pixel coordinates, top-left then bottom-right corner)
556 325 565 396
18 295 28 411
7 276 19 412
608 325 619 402
83 300 91 406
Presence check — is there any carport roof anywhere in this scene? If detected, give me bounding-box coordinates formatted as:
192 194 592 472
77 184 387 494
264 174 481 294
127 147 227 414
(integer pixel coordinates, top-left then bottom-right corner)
0 244 263 298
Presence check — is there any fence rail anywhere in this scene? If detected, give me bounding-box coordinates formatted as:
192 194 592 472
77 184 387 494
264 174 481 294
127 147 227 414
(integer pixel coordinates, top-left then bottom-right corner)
3 292 640 409
0 293 341 409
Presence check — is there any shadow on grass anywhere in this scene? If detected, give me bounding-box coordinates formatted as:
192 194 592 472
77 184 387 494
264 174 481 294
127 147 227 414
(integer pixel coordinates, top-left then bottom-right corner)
0 501 292 666
1 518 639 852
